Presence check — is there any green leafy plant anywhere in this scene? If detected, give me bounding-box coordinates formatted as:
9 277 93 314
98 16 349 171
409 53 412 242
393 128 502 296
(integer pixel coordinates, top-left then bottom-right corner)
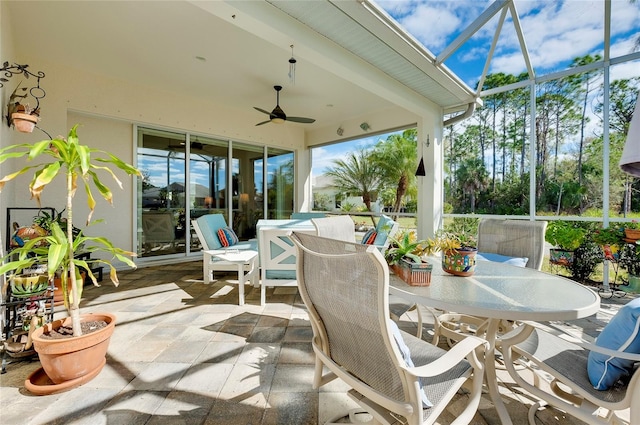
385 230 436 265
625 220 640 231
32 209 81 240
619 241 640 276
592 225 624 247
545 220 587 251
567 239 602 282
0 125 141 337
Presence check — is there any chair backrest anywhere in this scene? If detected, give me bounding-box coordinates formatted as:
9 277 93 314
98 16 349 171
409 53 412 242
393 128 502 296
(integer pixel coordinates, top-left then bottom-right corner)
311 215 355 242
374 215 400 249
142 212 176 244
290 232 408 404
477 219 548 270
192 214 228 250
259 227 315 282
290 212 327 219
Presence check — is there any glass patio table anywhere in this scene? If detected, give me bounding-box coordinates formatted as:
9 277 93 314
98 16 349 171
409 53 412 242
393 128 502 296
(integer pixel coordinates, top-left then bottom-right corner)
389 259 600 425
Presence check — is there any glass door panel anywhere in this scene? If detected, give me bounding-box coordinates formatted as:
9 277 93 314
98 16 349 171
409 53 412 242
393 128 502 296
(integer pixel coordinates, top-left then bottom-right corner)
137 128 187 258
188 136 229 252
232 142 265 239
267 148 294 219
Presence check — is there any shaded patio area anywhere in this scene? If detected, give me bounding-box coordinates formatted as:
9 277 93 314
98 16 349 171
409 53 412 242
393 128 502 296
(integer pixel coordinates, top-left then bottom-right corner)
0 261 634 425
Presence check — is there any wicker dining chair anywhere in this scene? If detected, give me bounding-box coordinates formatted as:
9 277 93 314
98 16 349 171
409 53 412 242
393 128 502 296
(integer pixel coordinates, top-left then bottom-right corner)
290 231 487 425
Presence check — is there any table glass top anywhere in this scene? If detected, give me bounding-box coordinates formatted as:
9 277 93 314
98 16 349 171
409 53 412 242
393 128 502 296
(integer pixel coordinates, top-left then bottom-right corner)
390 259 600 321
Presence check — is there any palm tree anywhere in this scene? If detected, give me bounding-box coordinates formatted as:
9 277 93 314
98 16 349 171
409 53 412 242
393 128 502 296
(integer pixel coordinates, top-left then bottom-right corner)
325 149 382 214
370 129 418 218
456 158 489 212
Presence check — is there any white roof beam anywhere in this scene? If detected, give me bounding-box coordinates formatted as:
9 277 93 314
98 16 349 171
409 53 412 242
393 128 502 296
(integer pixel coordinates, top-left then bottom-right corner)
476 6 508 96
508 1 535 80
436 0 509 65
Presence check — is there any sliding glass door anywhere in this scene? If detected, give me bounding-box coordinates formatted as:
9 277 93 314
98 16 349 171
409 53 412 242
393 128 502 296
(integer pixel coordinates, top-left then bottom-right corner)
136 127 293 260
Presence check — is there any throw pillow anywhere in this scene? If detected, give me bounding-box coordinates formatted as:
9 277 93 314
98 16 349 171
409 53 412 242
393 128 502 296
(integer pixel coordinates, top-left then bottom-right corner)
476 252 529 268
217 227 239 247
587 297 640 390
388 320 433 408
361 229 378 245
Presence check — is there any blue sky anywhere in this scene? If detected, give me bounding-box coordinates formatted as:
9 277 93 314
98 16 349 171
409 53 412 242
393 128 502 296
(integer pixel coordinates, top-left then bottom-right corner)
312 0 640 176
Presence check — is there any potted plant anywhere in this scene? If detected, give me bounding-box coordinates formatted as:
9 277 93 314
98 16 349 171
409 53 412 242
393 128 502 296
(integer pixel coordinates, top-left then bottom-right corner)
619 241 640 293
385 230 436 286
592 224 624 261
624 220 640 242
545 221 587 266
10 102 40 133
436 230 478 277
0 124 141 391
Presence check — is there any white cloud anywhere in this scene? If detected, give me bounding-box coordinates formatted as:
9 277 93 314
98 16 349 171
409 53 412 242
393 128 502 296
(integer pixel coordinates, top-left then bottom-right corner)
382 0 640 79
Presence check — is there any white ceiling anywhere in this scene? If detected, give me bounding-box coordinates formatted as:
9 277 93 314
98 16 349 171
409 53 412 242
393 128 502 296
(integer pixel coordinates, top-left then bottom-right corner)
5 1 477 132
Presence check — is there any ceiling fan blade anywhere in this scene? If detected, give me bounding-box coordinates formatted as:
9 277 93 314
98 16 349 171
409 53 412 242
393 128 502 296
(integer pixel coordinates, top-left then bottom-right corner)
254 107 271 115
255 120 272 126
287 116 316 124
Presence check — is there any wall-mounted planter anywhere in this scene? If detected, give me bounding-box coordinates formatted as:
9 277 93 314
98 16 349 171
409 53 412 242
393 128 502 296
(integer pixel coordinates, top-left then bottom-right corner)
11 112 39 133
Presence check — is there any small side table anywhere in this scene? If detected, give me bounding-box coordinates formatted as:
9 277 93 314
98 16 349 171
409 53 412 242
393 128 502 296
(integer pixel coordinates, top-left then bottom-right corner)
204 249 258 305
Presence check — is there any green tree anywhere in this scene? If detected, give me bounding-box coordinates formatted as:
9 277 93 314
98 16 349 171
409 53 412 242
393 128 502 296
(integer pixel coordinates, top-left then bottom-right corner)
370 129 418 218
325 149 382 213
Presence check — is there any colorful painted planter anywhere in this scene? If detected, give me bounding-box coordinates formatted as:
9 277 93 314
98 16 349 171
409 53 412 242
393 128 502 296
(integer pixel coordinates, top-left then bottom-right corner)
442 248 477 277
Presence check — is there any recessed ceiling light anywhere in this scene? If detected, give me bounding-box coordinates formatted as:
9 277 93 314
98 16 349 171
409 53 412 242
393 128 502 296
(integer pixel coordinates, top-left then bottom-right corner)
195 56 206 62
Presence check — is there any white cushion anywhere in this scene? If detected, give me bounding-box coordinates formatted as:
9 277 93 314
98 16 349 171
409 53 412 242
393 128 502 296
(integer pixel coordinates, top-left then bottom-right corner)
388 320 432 407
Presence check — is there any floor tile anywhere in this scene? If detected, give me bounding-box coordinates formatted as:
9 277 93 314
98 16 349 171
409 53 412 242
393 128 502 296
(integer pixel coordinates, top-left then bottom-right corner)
2 261 632 425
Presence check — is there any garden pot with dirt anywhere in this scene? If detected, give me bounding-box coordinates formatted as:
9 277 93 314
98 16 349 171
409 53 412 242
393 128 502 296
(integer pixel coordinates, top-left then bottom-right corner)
27 312 116 393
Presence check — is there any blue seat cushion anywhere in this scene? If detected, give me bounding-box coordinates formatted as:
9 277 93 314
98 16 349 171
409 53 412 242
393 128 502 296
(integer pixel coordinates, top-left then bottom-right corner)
195 214 228 250
264 270 296 279
374 215 395 246
476 252 528 268
587 297 640 390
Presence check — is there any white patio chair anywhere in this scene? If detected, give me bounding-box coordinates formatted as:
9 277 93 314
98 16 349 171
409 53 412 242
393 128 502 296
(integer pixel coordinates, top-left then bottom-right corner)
311 215 356 242
477 219 548 270
191 214 257 284
258 226 316 305
499 320 640 425
312 216 422 337
141 211 178 252
290 231 487 425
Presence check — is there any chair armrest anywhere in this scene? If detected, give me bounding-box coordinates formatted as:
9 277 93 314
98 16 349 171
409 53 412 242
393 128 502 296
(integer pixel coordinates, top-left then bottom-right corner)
406 336 487 378
500 321 640 362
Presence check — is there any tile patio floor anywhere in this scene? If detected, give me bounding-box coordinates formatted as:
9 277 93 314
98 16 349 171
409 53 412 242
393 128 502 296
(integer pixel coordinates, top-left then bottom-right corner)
0 261 635 425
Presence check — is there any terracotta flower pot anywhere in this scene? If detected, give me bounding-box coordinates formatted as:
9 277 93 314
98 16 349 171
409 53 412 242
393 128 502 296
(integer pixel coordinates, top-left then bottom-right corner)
624 228 640 241
11 112 39 133
31 312 116 385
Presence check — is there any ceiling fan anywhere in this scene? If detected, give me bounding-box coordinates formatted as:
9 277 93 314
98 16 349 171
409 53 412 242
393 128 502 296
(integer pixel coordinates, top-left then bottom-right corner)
254 85 316 126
